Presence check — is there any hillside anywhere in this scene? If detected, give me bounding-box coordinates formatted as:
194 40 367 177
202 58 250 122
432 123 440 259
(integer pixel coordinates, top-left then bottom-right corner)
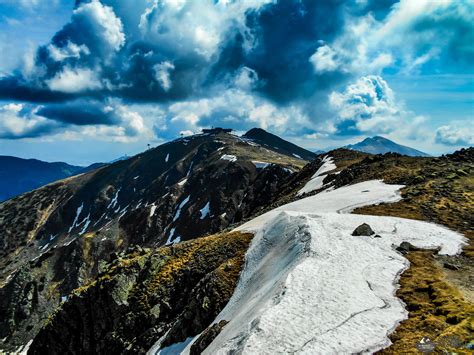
0 156 84 202
25 148 473 354
0 131 472 354
243 128 317 161
0 129 314 351
346 136 430 157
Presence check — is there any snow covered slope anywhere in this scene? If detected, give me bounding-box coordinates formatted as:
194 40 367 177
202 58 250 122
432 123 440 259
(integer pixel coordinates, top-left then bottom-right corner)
297 155 336 195
200 180 466 354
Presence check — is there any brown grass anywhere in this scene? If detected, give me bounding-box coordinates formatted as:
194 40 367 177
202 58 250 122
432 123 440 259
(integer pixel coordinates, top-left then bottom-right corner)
378 251 474 354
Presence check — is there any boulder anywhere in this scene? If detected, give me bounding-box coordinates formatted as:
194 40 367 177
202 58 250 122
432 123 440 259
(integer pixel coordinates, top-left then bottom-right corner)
351 223 375 236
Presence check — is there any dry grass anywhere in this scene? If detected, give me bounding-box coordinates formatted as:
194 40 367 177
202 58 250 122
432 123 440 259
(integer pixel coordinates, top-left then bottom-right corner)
378 251 474 354
349 153 474 353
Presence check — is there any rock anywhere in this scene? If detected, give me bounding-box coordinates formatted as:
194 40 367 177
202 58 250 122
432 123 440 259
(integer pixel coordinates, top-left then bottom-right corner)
374 234 382 238
351 223 375 236
396 242 419 254
443 262 460 271
190 320 228 355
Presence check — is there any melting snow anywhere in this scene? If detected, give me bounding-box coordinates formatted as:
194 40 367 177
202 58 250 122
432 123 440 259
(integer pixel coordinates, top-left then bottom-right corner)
78 214 91 235
252 161 271 169
165 228 181 245
203 180 466 354
15 339 33 355
199 201 211 220
150 204 157 217
173 195 190 222
107 188 121 209
68 202 84 233
221 154 237 162
297 155 337 196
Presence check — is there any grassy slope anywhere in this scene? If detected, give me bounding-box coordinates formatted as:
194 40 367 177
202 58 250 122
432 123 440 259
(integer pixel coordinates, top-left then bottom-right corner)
346 150 474 353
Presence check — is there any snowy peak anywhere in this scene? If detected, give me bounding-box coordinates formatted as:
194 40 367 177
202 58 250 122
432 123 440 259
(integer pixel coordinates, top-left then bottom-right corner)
346 136 430 157
243 128 317 161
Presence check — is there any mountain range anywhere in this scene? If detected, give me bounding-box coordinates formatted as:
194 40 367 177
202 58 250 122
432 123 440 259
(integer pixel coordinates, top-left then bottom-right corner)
0 129 472 354
0 157 106 203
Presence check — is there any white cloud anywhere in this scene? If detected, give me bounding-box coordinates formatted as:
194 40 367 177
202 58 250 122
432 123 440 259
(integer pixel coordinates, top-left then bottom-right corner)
139 0 272 60
233 66 260 90
309 45 341 73
0 103 59 139
313 0 474 75
328 75 426 137
153 61 175 92
73 0 126 52
48 41 90 62
435 123 474 146
164 88 310 134
46 67 103 93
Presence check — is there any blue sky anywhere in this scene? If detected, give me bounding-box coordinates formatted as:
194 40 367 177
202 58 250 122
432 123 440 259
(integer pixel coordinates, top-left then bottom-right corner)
0 0 472 165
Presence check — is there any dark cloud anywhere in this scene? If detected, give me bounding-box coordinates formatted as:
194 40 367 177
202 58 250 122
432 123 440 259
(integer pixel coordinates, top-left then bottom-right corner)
0 0 472 145
36 100 117 125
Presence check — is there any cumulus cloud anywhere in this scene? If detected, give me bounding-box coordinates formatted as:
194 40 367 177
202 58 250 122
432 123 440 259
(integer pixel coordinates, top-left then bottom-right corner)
47 42 90 62
0 103 60 139
153 61 175 92
160 88 310 137
72 0 125 53
312 0 474 75
310 45 341 73
0 99 152 142
0 0 472 148
435 124 474 146
46 67 103 93
328 75 426 137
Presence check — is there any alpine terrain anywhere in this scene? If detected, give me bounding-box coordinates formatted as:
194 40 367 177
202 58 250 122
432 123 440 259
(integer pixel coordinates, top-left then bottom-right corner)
0 129 472 354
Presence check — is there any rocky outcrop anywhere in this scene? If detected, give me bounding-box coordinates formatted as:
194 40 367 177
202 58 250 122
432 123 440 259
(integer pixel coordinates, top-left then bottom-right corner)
29 231 253 354
0 131 306 350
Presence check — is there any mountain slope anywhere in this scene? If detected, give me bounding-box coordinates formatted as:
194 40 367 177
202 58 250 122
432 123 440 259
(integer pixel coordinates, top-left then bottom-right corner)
0 156 85 202
346 136 430 157
1 133 472 353
0 129 310 351
243 128 317 161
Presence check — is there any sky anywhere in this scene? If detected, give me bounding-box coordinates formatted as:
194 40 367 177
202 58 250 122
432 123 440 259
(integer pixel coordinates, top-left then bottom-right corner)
0 0 472 165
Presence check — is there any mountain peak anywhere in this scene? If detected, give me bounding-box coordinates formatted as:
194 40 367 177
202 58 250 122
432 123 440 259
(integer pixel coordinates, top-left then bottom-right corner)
243 128 316 161
346 136 430 157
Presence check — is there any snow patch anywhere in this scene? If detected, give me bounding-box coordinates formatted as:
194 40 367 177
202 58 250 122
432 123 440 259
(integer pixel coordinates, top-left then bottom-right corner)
165 153 170 162
173 195 190 222
199 201 211 220
78 213 91 235
292 153 302 159
165 228 181 245
150 204 157 217
68 202 84 233
16 339 33 355
252 161 271 169
204 180 466 354
178 178 187 186
297 155 337 196
107 188 121 209
221 154 237 162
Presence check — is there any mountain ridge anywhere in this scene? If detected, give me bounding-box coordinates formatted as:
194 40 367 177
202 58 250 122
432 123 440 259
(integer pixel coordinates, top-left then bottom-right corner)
345 136 430 157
